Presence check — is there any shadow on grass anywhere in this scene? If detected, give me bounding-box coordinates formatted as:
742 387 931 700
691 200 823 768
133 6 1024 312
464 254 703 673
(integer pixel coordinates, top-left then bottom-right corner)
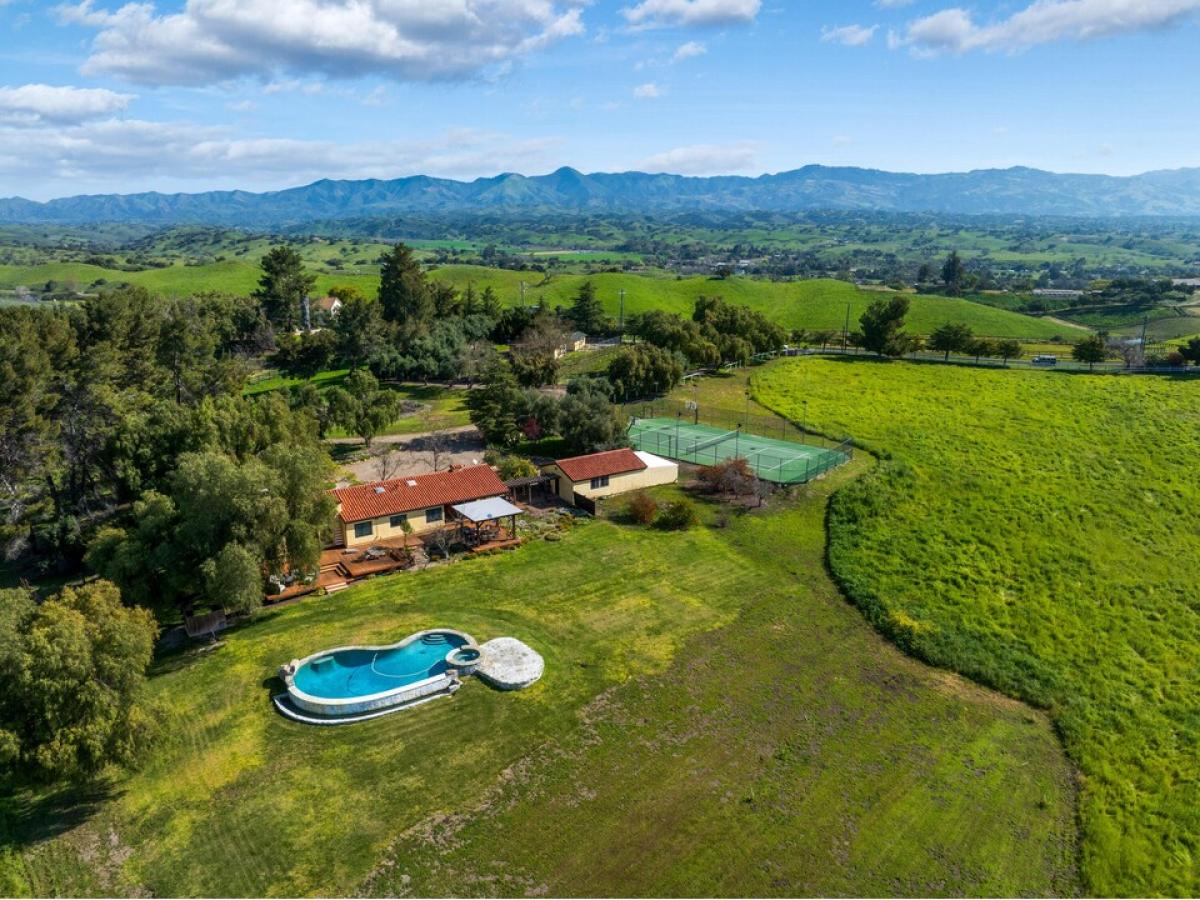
0 779 120 847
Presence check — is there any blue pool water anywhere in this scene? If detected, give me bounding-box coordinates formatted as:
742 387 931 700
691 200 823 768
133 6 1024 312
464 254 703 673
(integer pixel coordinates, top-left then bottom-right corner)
292 632 467 699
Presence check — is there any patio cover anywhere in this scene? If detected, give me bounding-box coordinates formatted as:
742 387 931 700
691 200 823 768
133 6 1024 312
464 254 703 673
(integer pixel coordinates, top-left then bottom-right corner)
452 497 524 524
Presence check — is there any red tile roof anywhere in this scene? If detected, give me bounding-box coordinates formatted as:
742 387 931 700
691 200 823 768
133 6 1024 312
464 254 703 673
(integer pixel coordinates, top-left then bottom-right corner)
333 465 506 523
553 449 647 483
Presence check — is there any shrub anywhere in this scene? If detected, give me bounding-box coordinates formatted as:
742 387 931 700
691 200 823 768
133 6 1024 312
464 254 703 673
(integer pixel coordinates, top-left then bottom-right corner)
625 491 659 524
696 458 755 496
655 499 699 530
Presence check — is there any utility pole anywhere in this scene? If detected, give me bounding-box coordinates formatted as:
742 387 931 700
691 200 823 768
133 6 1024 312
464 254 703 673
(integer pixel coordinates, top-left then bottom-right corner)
1138 315 1149 368
842 302 851 352
520 281 527 309
618 288 626 337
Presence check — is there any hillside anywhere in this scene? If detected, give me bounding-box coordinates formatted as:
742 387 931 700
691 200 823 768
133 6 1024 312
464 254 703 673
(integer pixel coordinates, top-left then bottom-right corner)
8 166 1200 225
0 261 1078 340
432 267 1080 340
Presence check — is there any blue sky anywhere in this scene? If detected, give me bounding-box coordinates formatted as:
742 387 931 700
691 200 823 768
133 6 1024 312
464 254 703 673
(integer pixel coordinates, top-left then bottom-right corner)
1 0 1198 200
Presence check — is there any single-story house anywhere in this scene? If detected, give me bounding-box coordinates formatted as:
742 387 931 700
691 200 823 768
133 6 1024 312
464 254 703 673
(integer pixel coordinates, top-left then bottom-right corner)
331 465 508 547
542 448 677 505
555 331 587 358
314 295 344 317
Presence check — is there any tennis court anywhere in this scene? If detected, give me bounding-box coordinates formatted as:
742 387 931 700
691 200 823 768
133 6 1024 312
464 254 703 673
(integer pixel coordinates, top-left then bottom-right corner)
627 417 851 485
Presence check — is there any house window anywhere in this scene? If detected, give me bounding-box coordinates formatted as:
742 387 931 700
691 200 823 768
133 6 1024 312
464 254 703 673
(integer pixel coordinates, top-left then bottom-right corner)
425 506 443 523
590 475 610 490
389 514 408 529
353 521 373 539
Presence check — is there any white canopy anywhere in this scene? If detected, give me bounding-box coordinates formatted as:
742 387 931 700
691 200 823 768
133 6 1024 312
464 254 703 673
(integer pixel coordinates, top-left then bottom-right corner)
452 497 524 523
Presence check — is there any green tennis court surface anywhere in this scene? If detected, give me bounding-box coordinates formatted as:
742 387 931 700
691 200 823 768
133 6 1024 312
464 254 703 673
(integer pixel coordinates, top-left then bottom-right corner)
628 417 851 484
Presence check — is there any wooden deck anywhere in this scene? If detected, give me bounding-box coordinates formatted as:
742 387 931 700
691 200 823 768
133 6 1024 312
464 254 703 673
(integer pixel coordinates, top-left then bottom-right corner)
265 520 527 604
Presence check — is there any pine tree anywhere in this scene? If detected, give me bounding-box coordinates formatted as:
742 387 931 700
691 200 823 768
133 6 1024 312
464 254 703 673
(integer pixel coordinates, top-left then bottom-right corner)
570 280 607 335
254 246 315 332
377 243 433 326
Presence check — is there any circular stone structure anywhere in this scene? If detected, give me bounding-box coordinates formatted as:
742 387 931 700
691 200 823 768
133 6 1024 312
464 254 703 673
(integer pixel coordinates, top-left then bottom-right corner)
476 638 544 690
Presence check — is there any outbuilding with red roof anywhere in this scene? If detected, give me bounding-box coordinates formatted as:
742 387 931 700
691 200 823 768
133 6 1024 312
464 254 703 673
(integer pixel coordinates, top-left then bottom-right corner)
542 448 677 507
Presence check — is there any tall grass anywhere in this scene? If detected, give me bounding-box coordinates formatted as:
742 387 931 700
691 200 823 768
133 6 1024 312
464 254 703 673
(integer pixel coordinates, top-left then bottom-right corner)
754 357 1200 896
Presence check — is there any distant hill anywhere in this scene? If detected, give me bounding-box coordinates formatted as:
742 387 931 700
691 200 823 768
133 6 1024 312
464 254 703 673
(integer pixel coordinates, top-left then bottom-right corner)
8 165 1200 225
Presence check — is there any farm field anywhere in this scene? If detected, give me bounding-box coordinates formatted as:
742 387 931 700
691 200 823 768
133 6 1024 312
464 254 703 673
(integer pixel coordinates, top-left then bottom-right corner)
0 259 1078 340
753 357 1200 896
0 438 1075 896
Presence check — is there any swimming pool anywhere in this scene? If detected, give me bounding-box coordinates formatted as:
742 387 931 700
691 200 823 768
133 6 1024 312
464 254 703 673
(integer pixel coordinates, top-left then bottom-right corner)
281 629 478 718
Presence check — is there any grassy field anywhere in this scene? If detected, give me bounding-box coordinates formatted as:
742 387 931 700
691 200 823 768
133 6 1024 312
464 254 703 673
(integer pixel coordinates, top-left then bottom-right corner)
753 358 1200 896
0 259 1078 340
431 266 1079 340
0 428 1076 896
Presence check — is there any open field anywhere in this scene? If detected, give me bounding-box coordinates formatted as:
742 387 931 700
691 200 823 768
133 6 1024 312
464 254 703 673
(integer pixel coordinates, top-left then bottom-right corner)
431 266 1079 339
0 428 1076 896
0 259 1078 340
753 357 1200 896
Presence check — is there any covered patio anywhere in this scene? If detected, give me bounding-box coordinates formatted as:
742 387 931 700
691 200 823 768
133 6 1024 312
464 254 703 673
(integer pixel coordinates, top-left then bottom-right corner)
452 497 525 551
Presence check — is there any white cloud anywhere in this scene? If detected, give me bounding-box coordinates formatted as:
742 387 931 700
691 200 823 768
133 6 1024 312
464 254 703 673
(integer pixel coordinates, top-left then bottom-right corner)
821 24 878 46
636 140 760 174
633 82 662 98
0 83 134 125
622 0 760 29
0 117 565 197
672 40 707 61
57 0 588 86
893 0 1200 56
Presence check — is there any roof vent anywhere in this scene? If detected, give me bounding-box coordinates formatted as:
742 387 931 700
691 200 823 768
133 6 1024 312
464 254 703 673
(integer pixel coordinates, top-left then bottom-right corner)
374 486 386 494
406 479 418 487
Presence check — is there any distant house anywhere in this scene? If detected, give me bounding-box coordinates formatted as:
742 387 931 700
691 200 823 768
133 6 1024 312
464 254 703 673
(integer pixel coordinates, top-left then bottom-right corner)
1031 289 1084 300
555 331 587 358
542 448 677 506
314 295 343 317
331 465 507 547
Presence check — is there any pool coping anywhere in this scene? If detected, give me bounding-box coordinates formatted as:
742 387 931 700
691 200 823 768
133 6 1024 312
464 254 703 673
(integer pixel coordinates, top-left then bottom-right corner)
272 685 458 725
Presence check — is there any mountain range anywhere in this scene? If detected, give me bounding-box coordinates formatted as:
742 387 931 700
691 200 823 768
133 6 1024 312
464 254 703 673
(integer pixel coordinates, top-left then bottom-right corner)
7 165 1200 225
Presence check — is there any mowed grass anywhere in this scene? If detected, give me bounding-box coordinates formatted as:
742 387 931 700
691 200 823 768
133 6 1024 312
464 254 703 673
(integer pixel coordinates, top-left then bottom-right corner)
753 358 1200 896
0 456 1076 896
0 259 1076 340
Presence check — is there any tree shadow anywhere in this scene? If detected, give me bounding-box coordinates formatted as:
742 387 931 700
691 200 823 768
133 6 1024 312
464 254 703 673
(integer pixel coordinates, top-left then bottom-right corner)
0 779 120 846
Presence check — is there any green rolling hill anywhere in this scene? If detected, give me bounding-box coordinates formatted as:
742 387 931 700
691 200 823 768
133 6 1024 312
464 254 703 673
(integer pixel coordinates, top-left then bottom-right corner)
0 260 1079 340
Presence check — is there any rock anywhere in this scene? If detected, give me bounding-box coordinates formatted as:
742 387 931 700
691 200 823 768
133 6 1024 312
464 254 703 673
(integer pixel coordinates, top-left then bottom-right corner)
476 638 544 690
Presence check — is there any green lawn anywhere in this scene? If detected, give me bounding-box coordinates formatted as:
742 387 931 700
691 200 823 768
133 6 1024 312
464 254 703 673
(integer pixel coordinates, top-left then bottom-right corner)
753 358 1200 896
0 450 1075 896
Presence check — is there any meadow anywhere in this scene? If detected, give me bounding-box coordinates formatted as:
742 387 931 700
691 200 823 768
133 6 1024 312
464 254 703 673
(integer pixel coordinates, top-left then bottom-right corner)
753 358 1200 896
0 427 1075 896
0 259 1078 340
431 266 1078 340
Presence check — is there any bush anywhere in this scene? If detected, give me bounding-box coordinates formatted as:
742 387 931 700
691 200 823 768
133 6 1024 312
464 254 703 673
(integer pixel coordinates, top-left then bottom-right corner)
696 458 755 496
625 491 659 524
655 499 699 530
